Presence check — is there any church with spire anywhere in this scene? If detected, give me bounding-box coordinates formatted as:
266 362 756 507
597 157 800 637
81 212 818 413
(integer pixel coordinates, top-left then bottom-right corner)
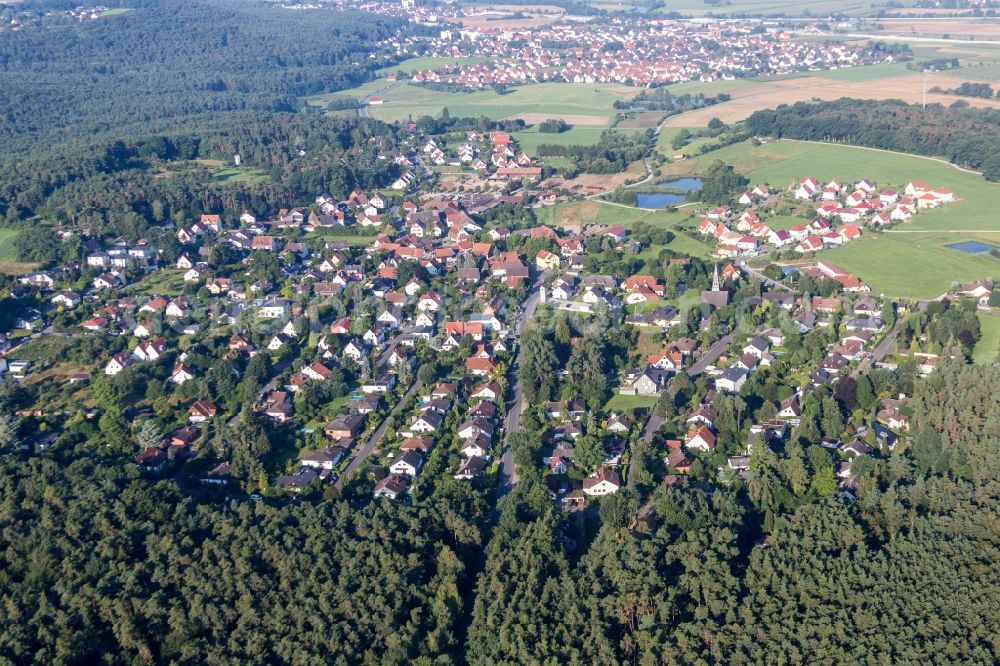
700 263 731 310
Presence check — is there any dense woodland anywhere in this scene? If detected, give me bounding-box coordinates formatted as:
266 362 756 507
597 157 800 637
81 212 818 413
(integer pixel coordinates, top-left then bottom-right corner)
0 453 485 664
1 362 996 663
0 0 410 155
745 98 1000 181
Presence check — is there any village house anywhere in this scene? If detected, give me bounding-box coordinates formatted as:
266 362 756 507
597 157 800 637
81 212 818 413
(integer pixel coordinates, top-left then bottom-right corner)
582 467 621 496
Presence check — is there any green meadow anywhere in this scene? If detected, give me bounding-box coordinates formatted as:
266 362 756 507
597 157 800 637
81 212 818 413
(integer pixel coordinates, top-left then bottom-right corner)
310 81 638 126
513 126 641 155
536 199 713 259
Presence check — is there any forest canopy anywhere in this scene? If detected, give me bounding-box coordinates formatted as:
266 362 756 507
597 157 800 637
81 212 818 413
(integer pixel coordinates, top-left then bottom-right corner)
0 0 409 156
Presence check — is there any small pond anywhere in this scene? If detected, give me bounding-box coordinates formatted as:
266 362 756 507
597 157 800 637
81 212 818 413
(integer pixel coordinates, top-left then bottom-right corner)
637 192 687 208
946 241 998 254
653 177 703 192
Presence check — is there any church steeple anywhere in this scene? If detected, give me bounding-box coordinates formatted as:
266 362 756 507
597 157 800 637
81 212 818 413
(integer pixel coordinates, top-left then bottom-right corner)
712 264 720 292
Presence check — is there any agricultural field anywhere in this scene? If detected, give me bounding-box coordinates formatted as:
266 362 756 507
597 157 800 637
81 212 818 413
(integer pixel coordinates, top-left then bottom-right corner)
856 17 1000 41
654 139 1000 298
650 0 912 16
513 126 640 155
310 81 638 126
660 69 1000 128
974 312 1000 365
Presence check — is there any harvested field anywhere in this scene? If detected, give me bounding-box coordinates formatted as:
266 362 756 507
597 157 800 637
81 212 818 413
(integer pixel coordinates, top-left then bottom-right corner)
617 111 664 128
541 159 647 194
509 112 612 125
663 72 1000 127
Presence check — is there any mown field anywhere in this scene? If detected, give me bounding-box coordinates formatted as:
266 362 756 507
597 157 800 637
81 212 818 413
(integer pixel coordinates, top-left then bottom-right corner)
0 228 36 275
191 159 269 184
512 126 640 155
310 81 638 127
0 228 19 261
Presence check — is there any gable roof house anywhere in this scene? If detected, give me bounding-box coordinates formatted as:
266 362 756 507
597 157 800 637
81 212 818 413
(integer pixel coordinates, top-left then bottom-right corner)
582 467 621 496
188 398 218 424
390 450 424 477
686 425 717 452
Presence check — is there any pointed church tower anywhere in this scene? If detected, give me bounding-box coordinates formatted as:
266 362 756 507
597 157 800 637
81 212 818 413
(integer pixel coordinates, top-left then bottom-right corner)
712 264 720 292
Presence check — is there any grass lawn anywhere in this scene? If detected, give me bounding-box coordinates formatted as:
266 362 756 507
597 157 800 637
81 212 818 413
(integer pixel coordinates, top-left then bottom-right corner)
306 231 377 246
214 166 269 184
534 198 713 263
9 336 78 364
128 269 188 297
192 159 269 184
761 214 808 231
658 130 724 154
513 126 636 154
659 139 1000 297
604 393 657 412
0 228 19 261
311 81 638 124
974 312 1000 364
0 228 37 275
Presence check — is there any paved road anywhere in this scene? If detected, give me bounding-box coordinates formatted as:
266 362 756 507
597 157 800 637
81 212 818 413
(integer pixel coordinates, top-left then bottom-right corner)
496 270 549 497
686 329 737 378
334 378 420 490
852 319 905 378
629 327 738 485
